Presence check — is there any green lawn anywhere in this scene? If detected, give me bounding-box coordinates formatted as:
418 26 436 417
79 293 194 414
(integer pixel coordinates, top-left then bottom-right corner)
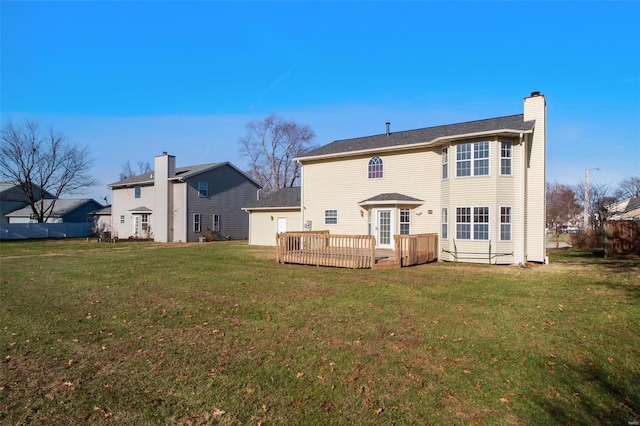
1 240 638 425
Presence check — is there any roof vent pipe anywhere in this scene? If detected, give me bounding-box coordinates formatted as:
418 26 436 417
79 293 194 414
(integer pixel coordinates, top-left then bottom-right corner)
386 122 390 136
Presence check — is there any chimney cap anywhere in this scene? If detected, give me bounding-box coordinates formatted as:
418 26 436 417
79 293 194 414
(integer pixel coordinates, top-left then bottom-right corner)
162 151 168 155
530 91 541 97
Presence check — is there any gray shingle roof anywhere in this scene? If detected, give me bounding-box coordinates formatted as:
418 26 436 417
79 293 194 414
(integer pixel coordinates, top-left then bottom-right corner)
244 187 301 209
108 163 222 187
359 193 423 204
300 114 534 159
6 199 99 217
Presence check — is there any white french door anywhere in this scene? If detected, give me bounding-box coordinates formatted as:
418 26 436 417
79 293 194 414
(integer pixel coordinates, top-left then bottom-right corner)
376 209 393 249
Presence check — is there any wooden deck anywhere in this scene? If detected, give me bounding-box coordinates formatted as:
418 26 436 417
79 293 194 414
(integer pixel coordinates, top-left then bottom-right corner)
276 232 437 269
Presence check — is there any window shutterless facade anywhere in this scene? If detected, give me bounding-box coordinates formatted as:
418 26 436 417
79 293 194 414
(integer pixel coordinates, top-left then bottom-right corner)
456 142 490 177
198 182 208 197
193 214 201 232
325 210 338 225
442 147 449 179
456 206 489 240
400 209 411 235
141 214 149 231
134 186 141 198
501 141 512 175
500 206 512 241
442 208 448 240
368 156 383 179
213 214 221 232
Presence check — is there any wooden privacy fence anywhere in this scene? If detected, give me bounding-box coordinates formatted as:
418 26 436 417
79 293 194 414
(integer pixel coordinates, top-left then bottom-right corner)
276 232 376 269
394 233 438 267
605 221 640 256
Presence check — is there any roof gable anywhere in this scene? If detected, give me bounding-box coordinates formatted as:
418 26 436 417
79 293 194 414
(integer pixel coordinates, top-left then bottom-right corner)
299 114 534 161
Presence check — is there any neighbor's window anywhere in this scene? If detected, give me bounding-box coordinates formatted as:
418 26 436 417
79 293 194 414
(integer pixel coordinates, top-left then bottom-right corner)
442 147 449 179
368 156 383 179
442 208 448 240
193 214 201 232
134 186 141 198
325 209 338 225
198 181 208 197
400 209 411 235
456 207 471 239
473 207 489 240
120 215 125 224
141 214 149 231
213 214 221 232
501 141 512 175
500 206 512 241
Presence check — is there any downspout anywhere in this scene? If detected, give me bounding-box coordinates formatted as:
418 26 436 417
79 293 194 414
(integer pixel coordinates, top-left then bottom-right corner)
299 160 304 230
519 132 526 265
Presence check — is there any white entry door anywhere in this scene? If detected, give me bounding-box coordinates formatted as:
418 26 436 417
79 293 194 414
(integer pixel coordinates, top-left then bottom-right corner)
277 217 287 234
376 209 393 249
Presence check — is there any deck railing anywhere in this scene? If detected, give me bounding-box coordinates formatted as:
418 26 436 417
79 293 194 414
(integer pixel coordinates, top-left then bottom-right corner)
394 233 438 266
276 232 376 269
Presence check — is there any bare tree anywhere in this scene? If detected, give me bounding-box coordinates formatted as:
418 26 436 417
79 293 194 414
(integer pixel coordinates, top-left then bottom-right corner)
0 120 96 222
546 182 580 234
614 175 640 199
239 114 316 194
119 160 152 180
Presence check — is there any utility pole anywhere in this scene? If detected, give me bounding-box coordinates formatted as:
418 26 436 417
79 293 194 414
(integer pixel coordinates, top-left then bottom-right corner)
584 167 600 231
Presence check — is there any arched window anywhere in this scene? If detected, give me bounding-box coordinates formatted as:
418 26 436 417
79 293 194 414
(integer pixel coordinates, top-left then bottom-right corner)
368 156 383 179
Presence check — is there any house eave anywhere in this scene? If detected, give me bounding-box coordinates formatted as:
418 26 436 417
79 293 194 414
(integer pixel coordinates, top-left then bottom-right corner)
358 200 424 207
295 128 532 163
243 206 301 212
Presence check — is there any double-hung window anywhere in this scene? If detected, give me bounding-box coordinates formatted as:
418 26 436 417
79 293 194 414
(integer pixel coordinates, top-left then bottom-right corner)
134 186 141 198
456 144 472 177
456 142 489 176
325 210 338 225
368 156 383 179
400 209 411 235
213 214 221 232
442 208 448 240
141 214 149 231
500 207 512 241
198 182 208 197
442 148 449 179
456 207 489 240
193 214 201 232
501 141 512 175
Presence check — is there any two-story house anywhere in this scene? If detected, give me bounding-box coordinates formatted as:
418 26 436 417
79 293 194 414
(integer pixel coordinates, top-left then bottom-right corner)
109 153 261 242
247 92 547 265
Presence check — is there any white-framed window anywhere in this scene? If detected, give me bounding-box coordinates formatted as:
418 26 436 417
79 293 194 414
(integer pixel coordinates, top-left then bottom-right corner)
134 186 141 198
198 181 208 197
501 141 512 175
474 207 489 240
456 142 490 177
456 144 472 177
442 147 449 179
456 206 489 240
442 208 448 240
141 214 149 231
120 215 125 224
213 214 221 232
193 214 201 232
368 156 383 179
325 209 338 225
400 209 411 235
500 206 512 241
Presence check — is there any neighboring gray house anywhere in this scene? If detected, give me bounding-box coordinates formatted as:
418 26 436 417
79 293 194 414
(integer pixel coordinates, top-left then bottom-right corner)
108 153 262 242
0 182 54 223
5 199 104 224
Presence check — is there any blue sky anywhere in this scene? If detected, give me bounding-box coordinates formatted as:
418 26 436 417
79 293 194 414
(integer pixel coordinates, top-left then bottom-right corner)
2 1 639 203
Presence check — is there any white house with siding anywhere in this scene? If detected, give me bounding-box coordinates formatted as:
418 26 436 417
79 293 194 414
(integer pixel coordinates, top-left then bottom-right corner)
108 153 261 242
276 92 546 265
